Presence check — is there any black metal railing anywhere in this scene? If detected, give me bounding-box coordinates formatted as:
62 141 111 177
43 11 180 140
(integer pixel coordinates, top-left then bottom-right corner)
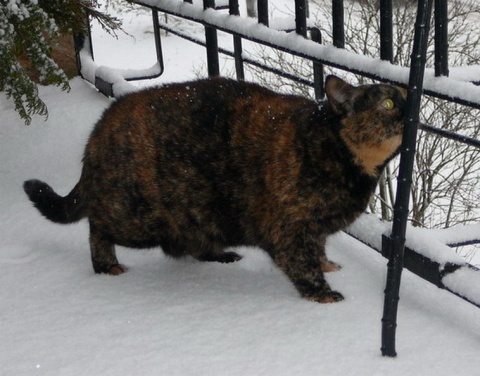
75 9 164 97
75 0 480 357
381 0 434 356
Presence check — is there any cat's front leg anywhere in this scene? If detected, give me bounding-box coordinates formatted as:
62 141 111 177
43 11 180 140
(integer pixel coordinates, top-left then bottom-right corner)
269 230 344 303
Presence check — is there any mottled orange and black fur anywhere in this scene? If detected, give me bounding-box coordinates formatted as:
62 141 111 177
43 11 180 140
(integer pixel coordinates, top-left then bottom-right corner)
24 75 406 303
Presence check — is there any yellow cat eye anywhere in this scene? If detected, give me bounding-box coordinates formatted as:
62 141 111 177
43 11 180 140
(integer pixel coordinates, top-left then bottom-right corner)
381 98 395 110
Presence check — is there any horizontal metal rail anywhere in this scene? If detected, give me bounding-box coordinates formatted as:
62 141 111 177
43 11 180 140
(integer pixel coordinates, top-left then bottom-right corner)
419 122 480 149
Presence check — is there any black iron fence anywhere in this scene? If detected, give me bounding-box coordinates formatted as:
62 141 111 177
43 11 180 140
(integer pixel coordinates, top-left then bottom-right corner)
75 0 480 357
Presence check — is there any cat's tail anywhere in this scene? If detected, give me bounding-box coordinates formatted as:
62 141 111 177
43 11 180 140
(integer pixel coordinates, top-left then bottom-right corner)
23 179 87 224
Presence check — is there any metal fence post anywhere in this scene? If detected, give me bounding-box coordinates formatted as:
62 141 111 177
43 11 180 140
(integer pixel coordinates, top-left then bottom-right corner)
151 9 165 77
332 0 344 48
434 0 449 77
381 0 434 357
295 0 308 37
204 0 220 77
229 0 245 80
380 0 393 62
257 0 269 26
310 27 324 100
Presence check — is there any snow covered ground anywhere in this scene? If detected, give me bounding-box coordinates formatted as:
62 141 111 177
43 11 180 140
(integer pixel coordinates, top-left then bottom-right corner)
1 2 479 375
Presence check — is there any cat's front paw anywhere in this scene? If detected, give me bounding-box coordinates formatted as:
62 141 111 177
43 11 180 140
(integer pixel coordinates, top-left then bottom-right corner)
321 260 342 273
107 264 128 275
196 251 242 263
219 251 243 263
94 263 128 275
305 290 344 303
294 279 344 303
313 291 345 303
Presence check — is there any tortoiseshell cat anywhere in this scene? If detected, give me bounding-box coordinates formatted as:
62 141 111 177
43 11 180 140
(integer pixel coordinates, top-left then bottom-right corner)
24 75 406 303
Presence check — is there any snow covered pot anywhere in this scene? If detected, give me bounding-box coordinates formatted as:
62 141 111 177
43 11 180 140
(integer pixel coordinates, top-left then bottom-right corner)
23 76 406 303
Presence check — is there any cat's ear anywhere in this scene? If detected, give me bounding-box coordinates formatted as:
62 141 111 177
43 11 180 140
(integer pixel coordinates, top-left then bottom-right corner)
396 85 408 99
325 75 356 115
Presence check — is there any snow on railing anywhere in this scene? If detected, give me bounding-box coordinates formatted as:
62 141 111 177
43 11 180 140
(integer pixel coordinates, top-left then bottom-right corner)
78 38 137 96
346 214 480 308
75 9 164 97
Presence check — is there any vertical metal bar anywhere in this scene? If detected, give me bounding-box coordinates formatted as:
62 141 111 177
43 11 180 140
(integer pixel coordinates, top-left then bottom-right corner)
257 0 269 27
229 0 239 15
229 0 245 80
85 16 94 60
232 33 244 80
310 27 324 100
295 0 308 37
73 33 88 77
204 0 215 7
152 9 165 76
332 0 345 48
434 0 449 76
381 0 434 358
204 0 220 77
380 0 393 62
74 10 94 77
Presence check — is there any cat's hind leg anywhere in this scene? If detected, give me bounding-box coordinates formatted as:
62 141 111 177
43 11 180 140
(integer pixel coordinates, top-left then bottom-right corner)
89 222 127 275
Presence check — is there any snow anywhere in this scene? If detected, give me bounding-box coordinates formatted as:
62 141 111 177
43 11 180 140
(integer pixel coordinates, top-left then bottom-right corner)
1 2 480 375
431 223 480 247
347 214 467 266
443 267 480 307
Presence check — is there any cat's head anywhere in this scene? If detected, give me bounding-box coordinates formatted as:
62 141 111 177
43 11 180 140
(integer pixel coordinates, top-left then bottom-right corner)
324 75 407 176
